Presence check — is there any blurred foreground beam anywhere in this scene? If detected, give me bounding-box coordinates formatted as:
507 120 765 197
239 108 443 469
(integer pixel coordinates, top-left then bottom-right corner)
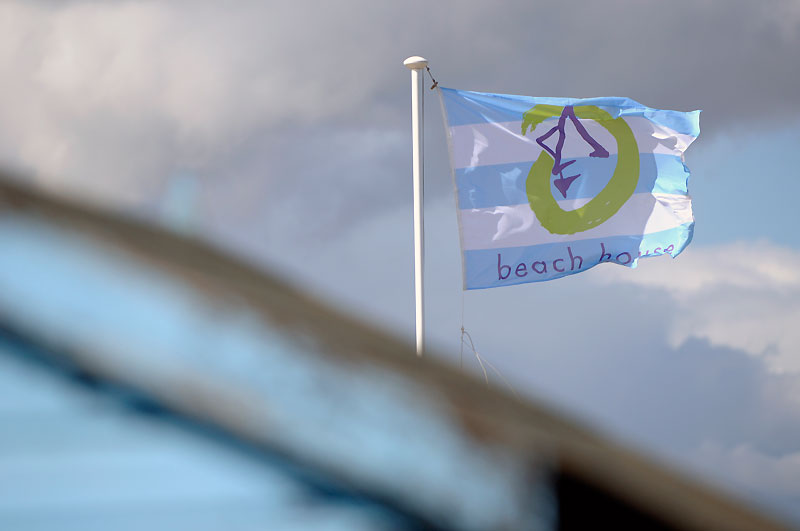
0 176 791 531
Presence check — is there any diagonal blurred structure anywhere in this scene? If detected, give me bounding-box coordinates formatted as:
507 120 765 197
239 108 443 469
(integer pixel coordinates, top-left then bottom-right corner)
0 176 791 530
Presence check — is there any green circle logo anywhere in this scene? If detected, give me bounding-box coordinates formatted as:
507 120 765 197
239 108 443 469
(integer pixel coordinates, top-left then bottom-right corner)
521 104 639 235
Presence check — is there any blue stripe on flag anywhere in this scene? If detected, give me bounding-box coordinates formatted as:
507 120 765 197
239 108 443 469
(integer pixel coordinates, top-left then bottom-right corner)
441 87 700 136
462 223 694 289
456 153 690 209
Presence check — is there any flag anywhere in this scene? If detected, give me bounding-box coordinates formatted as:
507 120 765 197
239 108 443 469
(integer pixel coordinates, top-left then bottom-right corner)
440 87 700 290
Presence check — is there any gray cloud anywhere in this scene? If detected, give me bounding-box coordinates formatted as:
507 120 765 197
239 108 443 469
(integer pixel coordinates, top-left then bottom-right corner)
597 242 800 373
1 0 798 231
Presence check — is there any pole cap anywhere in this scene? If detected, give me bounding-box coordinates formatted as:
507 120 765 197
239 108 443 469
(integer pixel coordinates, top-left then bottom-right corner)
403 56 428 70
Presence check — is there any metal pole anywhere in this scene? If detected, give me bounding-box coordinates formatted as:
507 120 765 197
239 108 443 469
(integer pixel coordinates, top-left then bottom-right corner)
404 56 427 357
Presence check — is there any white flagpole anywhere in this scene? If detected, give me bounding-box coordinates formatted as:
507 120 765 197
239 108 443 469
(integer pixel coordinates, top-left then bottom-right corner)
404 56 427 357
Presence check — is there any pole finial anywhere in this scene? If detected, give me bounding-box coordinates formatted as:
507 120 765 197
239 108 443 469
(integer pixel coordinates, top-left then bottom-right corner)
403 56 428 70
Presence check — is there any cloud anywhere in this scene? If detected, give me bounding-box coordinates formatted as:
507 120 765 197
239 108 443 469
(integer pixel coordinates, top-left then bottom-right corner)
0 2 363 204
595 242 800 374
1 0 799 229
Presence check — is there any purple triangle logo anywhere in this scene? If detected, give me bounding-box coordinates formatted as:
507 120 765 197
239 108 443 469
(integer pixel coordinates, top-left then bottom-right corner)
534 105 611 201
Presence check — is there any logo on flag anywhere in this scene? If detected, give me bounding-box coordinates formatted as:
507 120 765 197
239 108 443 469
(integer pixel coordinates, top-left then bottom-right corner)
440 88 700 290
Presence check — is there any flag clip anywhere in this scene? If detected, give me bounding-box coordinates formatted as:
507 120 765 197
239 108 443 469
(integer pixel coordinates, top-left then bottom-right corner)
426 66 438 90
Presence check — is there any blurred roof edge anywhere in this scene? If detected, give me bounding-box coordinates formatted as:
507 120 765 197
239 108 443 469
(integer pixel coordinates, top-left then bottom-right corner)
0 175 791 531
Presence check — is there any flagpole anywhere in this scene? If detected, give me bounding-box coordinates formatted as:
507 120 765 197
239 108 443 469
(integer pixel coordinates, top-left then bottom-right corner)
404 56 427 357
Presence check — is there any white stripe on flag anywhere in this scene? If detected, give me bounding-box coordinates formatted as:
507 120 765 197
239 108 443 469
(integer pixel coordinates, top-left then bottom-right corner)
459 192 693 250
450 116 696 170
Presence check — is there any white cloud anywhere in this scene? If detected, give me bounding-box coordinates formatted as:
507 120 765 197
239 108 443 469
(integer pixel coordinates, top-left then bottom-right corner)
0 1 414 205
596 242 800 374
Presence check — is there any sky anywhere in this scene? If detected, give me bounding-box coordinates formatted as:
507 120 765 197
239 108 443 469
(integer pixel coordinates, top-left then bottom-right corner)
1 0 800 524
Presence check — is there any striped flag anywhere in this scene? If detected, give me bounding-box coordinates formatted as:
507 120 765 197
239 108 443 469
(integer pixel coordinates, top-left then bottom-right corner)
440 88 700 290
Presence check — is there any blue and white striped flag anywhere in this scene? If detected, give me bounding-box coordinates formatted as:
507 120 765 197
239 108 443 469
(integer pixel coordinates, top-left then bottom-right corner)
440 87 700 290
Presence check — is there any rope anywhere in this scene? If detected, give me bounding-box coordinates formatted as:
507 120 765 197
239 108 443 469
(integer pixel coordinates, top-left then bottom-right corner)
459 291 465 369
459 295 519 399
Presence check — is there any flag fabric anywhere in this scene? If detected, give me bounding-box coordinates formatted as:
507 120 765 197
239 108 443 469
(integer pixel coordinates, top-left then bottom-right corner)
440 87 700 290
